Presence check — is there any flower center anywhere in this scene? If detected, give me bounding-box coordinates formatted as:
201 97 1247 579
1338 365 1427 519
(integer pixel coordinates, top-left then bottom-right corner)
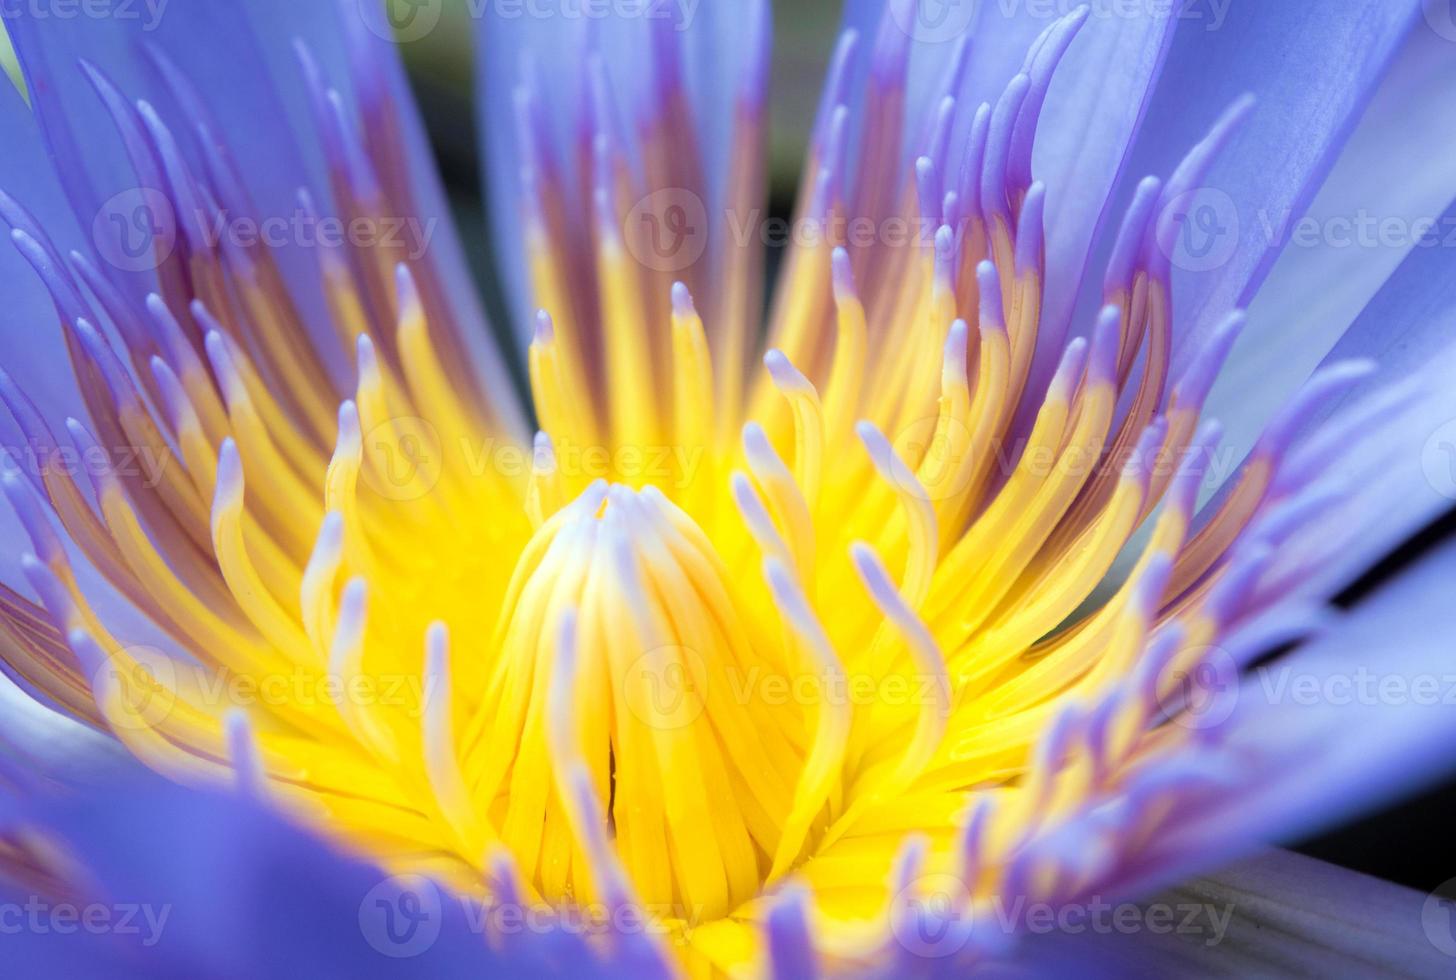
0 9 1368 974
466 481 804 919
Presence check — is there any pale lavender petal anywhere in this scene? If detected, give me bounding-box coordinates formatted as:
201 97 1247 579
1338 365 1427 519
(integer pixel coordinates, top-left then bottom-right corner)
1205 22 1456 465
0 673 129 791
1079 1 1422 379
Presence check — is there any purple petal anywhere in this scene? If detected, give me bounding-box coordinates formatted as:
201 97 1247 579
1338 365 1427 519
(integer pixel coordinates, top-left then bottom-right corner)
1079 1 1422 378
0 673 128 791
0 75 85 433
1012 8 1177 433
1111 533 1456 897
3 0 523 434
7 776 572 976
3 0 331 260
1205 23 1456 464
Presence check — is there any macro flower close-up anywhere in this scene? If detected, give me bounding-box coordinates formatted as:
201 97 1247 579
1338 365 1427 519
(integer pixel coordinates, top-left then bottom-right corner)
4 0 1456 975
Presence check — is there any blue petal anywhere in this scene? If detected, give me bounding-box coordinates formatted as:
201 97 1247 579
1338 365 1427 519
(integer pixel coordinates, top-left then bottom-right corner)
0 671 128 791
1080 1 1422 374
3 0 524 432
3 0 334 262
0 901 127 977
1195 204 1456 593
1204 22 1456 464
1010 7 1177 423
3 772 692 975
1030 10 1176 311
0 75 85 434
1282 341 1456 596
9 777 501 976
1113 533 1456 897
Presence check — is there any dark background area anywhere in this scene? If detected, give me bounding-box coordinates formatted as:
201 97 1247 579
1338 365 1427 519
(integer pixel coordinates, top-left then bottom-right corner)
396 2 1456 896
1302 505 1456 893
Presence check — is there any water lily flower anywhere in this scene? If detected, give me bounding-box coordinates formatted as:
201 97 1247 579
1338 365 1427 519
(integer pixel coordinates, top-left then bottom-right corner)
1 0 1456 975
